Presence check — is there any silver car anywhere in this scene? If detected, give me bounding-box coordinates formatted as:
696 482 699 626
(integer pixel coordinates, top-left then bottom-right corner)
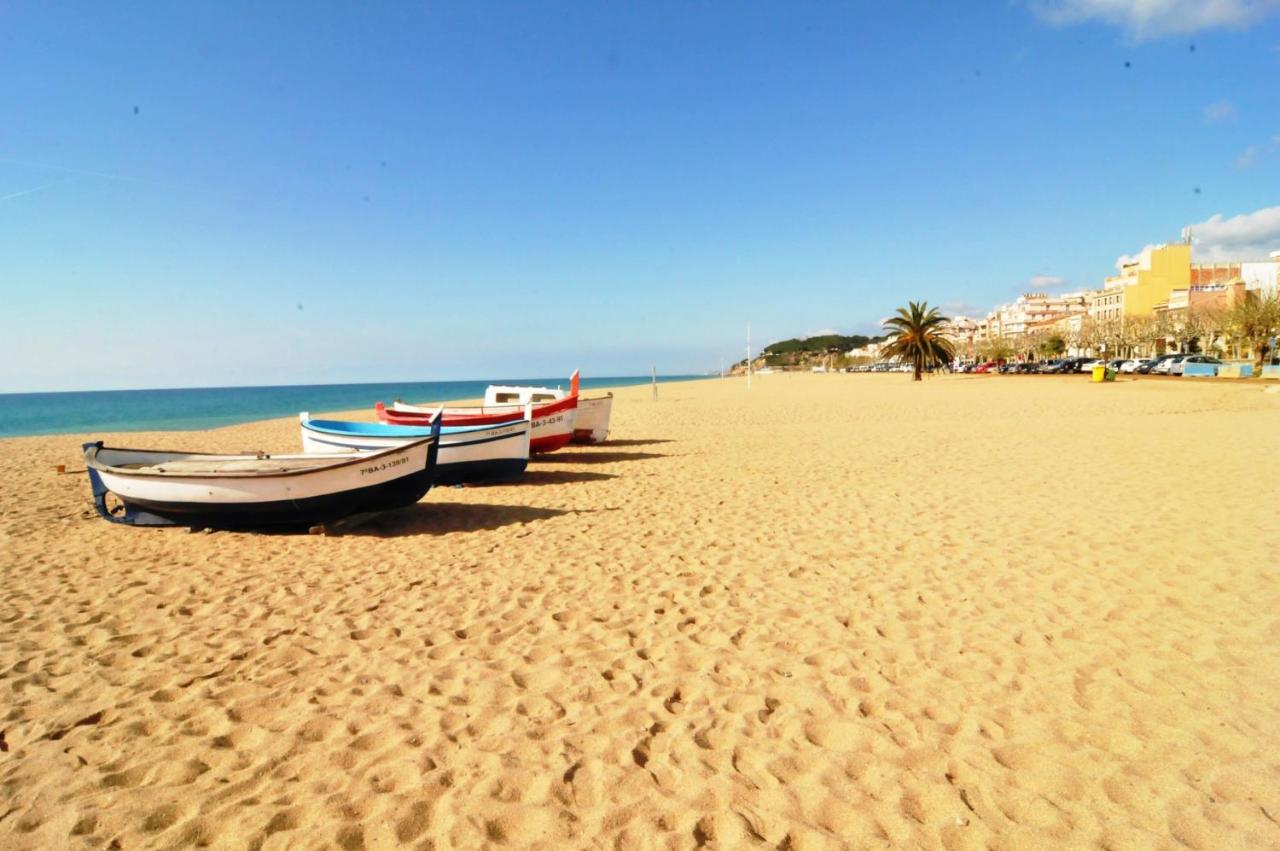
1173 355 1223 376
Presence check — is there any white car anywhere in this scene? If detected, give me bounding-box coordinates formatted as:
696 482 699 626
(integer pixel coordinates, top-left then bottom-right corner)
1152 356 1184 375
1120 358 1151 373
1077 359 1104 373
1173 355 1222 376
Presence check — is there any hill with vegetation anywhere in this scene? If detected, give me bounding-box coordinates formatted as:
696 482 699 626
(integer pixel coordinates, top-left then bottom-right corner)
731 332 887 371
762 334 883 356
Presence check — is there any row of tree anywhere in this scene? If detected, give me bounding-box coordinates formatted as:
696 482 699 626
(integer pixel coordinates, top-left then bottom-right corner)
963 294 1280 366
878 294 1280 382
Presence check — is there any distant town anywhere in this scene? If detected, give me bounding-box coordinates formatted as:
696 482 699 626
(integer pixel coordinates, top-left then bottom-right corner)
853 239 1280 367
740 238 1280 375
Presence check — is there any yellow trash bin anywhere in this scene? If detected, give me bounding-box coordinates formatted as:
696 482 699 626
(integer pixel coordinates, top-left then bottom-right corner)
1091 364 1114 382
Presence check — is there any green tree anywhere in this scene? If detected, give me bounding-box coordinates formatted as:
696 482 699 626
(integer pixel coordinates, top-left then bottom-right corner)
1075 317 1101 357
1040 334 1067 358
880 301 955 381
1176 307 1221 354
1126 316 1161 358
1020 330 1046 362
979 336 1017 363
1226 292 1280 370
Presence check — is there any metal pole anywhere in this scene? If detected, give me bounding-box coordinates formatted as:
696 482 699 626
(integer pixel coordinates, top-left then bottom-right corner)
747 323 752 390
651 365 657 399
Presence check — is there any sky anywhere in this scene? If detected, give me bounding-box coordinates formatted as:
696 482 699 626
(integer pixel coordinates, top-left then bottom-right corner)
1 0 1278 392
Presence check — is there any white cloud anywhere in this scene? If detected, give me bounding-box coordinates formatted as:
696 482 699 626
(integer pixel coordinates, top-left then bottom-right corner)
1203 100 1237 123
1031 0 1280 39
939 300 987 319
1184 206 1280 261
801 328 839 339
1115 244 1158 271
1027 274 1069 292
1236 135 1280 168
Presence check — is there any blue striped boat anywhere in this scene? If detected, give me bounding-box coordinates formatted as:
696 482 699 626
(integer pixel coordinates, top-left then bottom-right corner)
299 412 530 486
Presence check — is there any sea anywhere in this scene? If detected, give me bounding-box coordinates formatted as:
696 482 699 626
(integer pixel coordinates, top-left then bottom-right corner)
0 375 704 438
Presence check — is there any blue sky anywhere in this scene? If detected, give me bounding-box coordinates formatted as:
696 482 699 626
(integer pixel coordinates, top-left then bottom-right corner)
1 1 1277 391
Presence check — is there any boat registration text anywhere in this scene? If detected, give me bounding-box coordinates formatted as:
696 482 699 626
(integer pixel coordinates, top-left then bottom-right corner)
360 456 409 476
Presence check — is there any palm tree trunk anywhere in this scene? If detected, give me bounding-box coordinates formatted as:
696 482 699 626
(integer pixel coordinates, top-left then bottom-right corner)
913 353 923 382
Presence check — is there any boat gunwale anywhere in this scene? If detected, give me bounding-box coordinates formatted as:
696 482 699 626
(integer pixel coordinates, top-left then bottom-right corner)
302 427 528 452
392 393 578 419
85 437 437 479
302 416 529 439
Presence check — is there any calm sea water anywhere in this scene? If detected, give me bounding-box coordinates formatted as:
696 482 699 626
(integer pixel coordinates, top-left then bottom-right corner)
0 375 704 438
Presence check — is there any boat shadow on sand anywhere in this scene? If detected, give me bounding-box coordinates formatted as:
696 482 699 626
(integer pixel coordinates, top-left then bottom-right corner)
594 439 674 448
504 469 617 485
534 450 666 465
349 502 591 537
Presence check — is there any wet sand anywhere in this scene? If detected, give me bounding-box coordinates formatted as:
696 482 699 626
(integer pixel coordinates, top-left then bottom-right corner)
2 373 1278 849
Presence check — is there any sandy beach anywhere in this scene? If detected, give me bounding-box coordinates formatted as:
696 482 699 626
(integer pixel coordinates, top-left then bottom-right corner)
2 374 1278 850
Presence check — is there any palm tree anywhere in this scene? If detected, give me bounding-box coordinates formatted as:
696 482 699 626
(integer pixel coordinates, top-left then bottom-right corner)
880 301 955 381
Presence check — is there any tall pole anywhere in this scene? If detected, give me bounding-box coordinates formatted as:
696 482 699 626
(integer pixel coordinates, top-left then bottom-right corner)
651 365 657 399
747 323 752 390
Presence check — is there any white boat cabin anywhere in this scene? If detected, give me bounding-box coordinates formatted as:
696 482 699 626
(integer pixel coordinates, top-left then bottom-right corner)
484 384 566 406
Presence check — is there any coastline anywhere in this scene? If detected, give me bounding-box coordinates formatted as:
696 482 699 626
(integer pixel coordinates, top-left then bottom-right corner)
2 373 1277 849
0 374 704 440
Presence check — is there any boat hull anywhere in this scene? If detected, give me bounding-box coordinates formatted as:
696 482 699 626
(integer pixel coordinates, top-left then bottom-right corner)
528 402 575 453
93 468 433 528
572 394 612 444
83 437 437 530
386 395 578 454
300 417 530 485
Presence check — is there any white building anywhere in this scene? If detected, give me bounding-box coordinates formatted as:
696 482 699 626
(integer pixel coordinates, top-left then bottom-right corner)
977 291 1090 341
1241 252 1280 296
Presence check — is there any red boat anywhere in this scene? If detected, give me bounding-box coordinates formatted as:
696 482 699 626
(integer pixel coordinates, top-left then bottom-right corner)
377 374 580 453
375 402 524 428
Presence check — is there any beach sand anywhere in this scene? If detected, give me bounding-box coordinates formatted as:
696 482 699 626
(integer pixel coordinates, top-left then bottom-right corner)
2 374 1278 850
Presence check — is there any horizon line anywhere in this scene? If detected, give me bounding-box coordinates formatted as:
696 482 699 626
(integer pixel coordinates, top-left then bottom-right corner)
0 373 705 398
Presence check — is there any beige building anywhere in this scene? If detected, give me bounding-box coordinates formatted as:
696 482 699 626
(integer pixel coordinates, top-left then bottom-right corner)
1089 243 1192 321
975 291 1089 346
935 242 1276 362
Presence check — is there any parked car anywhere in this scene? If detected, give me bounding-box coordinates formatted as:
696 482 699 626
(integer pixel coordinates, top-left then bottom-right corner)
1049 357 1085 373
1152 355 1187 375
1077 359 1103 373
1173 355 1223 376
974 361 1000 373
1119 358 1150 373
1137 354 1178 374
